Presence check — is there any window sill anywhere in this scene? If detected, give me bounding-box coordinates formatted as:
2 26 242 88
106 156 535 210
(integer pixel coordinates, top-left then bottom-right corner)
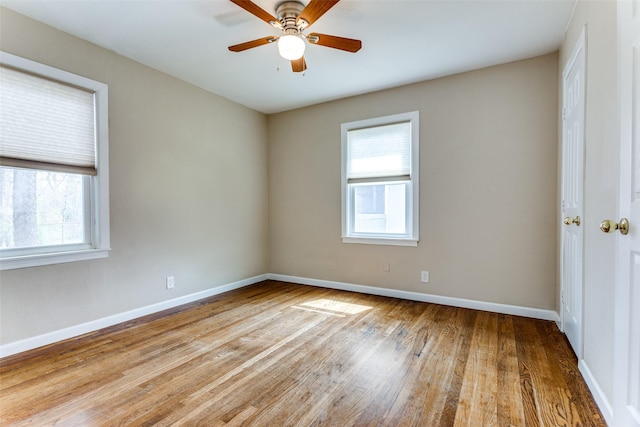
0 248 110 270
342 237 418 247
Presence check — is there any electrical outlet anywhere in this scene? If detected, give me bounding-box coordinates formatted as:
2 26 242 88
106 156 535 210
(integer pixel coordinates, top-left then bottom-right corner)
166 276 175 290
421 271 430 283
383 261 391 272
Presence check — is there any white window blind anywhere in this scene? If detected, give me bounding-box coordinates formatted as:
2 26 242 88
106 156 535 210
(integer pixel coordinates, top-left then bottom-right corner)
0 65 97 175
347 121 411 181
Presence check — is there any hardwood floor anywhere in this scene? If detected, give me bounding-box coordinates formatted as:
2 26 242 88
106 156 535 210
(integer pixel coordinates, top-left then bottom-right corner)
0 280 604 426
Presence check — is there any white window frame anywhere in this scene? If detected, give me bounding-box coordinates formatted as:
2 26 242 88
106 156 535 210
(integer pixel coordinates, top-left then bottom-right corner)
341 111 419 246
0 52 110 270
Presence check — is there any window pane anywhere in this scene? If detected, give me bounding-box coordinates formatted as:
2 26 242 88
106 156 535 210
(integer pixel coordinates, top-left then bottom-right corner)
355 185 385 214
0 167 86 249
353 183 406 234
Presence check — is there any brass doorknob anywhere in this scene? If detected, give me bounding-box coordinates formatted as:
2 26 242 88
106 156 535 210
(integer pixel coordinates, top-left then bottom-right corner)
563 216 581 226
600 218 629 235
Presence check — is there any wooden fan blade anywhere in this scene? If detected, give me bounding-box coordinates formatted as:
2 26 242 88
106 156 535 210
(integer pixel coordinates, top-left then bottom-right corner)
229 0 281 28
291 56 307 72
298 0 339 27
228 37 277 52
307 33 362 52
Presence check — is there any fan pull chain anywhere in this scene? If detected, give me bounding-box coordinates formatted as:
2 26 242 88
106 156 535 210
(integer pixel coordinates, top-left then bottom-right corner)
276 48 282 71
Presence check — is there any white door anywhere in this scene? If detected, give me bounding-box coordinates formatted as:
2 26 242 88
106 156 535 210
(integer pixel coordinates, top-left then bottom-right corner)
561 28 586 358
613 1 640 426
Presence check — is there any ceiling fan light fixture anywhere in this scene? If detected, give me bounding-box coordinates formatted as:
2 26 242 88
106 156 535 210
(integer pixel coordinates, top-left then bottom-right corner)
278 34 305 60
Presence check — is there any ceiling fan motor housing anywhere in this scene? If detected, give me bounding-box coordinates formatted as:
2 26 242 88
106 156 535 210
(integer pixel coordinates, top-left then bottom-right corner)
276 1 307 33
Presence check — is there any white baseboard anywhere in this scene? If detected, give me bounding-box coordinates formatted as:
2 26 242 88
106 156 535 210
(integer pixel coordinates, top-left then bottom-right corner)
579 359 613 425
268 273 560 322
0 274 269 358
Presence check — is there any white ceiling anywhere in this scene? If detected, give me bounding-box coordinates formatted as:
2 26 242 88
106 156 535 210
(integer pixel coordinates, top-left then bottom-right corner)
1 0 575 114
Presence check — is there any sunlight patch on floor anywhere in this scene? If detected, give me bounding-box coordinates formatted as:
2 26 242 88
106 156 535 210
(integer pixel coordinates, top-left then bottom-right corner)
291 299 373 317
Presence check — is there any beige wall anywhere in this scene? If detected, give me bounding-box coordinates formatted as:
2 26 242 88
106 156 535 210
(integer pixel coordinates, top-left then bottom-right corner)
559 0 619 413
268 53 559 310
0 8 269 345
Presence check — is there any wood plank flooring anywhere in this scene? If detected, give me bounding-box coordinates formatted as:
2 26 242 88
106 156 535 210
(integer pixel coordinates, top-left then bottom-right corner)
0 280 605 426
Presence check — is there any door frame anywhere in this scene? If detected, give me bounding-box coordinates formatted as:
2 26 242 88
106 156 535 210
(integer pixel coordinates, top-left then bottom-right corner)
560 26 587 358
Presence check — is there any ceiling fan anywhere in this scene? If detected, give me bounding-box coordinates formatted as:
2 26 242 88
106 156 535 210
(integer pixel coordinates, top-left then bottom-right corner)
228 0 362 72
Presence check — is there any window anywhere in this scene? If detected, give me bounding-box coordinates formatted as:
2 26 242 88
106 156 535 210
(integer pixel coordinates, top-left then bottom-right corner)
0 52 110 270
341 111 419 246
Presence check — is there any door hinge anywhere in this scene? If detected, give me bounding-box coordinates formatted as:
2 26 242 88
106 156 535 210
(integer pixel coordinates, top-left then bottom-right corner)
562 108 567 121
561 290 565 304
